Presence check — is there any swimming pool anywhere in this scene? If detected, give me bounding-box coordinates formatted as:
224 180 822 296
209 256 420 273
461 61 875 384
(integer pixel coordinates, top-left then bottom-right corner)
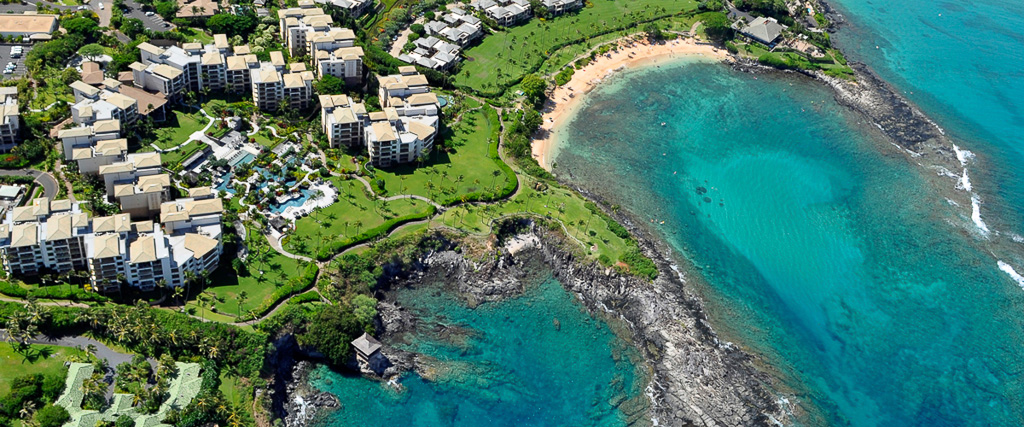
229 152 255 167
269 189 312 214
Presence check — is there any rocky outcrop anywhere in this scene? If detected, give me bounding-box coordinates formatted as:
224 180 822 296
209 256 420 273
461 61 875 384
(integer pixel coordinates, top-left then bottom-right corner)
376 225 785 427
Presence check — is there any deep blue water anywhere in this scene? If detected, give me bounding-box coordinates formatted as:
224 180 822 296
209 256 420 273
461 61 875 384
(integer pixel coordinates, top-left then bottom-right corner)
554 56 1024 426
310 278 646 426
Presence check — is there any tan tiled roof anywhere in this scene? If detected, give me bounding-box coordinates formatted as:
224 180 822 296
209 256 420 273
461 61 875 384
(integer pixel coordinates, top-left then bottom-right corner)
106 93 136 110
185 198 223 217
93 119 121 134
136 174 170 193
93 234 121 259
270 51 285 67
45 215 72 241
49 199 71 212
213 33 229 49
70 80 100 97
233 44 251 55
114 184 135 198
72 147 92 160
94 139 127 156
131 152 162 169
129 235 157 264
72 213 89 228
201 51 224 66
10 224 38 248
184 233 218 258
58 126 93 138
92 213 132 233
188 187 213 198
282 73 305 88
407 92 439 106
153 64 183 79
408 120 436 141
99 163 134 175
370 121 396 142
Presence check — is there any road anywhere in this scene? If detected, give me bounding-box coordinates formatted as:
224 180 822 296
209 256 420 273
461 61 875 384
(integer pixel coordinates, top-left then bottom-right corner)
0 169 58 200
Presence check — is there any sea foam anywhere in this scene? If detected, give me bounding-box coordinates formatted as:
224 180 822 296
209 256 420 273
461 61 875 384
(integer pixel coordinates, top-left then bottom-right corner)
997 261 1024 290
971 196 989 235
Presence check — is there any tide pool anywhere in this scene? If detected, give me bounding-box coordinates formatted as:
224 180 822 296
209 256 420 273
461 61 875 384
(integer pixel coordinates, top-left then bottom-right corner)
310 277 647 426
554 59 1024 426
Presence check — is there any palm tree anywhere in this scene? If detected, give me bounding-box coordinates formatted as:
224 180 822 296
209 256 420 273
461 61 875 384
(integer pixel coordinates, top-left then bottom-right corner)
237 291 248 317
354 220 363 235
172 286 185 306
183 271 196 304
491 169 502 191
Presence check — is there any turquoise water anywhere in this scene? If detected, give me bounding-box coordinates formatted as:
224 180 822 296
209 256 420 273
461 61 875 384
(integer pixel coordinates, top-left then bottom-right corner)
554 59 1024 426
270 189 312 214
310 277 646 426
827 0 1024 231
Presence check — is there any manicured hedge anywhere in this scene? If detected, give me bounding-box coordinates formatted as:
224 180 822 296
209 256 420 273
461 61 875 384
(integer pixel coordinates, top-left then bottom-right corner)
315 207 437 260
241 263 319 320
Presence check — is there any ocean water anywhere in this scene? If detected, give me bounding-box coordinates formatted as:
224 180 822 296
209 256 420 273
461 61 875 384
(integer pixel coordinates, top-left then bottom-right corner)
309 277 646 426
827 0 1024 233
553 58 1024 426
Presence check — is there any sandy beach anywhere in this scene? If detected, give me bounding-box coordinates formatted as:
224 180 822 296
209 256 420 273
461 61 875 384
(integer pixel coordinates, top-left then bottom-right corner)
532 38 729 169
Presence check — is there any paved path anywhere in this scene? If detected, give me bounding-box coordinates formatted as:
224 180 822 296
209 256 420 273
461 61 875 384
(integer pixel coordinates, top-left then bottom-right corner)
0 330 133 368
0 169 58 200
150 108 217 152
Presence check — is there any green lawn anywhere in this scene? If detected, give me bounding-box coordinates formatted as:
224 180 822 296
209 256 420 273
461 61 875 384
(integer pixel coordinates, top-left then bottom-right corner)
456 0 698 93
0 344 87 396
147 140 208 169
30 79 73 110
367 106 513 205
153 110 208 149
204 234 307 316
283 177 433 257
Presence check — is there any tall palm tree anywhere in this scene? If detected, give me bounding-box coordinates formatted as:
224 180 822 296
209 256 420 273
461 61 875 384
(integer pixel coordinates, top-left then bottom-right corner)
237 291 248 317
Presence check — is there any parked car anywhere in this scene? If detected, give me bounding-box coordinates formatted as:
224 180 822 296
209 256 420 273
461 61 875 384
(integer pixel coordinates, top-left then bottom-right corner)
77 5 87 10
98 2 104 9
145 11 154 16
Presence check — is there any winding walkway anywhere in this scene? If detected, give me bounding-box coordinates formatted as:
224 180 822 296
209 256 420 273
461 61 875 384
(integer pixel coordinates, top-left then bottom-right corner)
149 108 217 153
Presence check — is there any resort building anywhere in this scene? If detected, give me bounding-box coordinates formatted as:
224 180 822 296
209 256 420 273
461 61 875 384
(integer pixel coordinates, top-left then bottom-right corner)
278 3 333 56
58 119 126 174
469 0 530 26
0 87 20 151
739 17 786 46
98 152 171 218
319 94 367 148
312 0 372 17
541 0 583 16
308 27 364 83
0 196 225 292
136 41 231 94
226 46 260 94
129 62 187 99
352 332 383 366
378 67 439 115
251 63 315 111
70 79 139 125
398 36 461 71
424 8 483 47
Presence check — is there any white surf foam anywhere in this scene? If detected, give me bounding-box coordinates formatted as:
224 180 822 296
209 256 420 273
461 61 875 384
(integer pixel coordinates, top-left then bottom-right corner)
997 261 1024 290
971 195 989 235
952 143 975 166
1011 233 1024 244
958 168 972 192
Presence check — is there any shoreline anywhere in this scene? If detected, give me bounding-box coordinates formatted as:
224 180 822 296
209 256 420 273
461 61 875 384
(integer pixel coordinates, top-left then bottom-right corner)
532 37 729 169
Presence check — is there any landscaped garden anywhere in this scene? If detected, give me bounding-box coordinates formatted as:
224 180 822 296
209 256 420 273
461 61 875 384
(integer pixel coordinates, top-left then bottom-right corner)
0 344 87 396
284 177 436 259
204 233 311 318
152 110 209 150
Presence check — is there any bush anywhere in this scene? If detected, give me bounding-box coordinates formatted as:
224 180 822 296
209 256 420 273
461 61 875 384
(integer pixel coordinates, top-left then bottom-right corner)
287 292 321 305
620 248 658 280
242 263 319 319
34 404 70 427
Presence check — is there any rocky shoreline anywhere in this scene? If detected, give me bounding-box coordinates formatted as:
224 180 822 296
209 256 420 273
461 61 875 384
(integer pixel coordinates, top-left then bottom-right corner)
369 221 786 427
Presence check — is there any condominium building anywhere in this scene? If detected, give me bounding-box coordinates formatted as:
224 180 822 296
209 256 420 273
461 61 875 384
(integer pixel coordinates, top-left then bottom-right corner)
136 41 230 94
0 87 20 150
98 152 171 218
70 79 139 125
398 36 460 71
308 27 364 83
251 63 314 111
225 45 260 94
58 119 126 174
0 196 224 292
313 0 372 17
378 67 440 116
319 94 367 148
278 3 333 56
541 0 583 15
129 62 186 99
470 0 531 26
365 108 437 167
424 8 483 47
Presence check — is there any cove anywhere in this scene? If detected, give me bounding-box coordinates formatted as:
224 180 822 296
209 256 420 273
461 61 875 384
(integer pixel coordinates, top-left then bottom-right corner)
309 277 647 426
553 58 1024 426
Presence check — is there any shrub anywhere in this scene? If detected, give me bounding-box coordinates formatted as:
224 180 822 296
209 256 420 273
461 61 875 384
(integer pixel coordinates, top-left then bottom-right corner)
34 404 70 427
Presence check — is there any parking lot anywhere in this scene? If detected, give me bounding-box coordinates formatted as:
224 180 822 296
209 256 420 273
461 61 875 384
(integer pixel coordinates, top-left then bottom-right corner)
0 45 31 81
120 0 175 31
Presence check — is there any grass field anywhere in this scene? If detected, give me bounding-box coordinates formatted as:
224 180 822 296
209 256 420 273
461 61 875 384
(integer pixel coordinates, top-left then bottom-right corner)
205 234 307 316
367 106 513 204
456 0 698 93
153 110 208 149
0 344 87 396
284 177 433 257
